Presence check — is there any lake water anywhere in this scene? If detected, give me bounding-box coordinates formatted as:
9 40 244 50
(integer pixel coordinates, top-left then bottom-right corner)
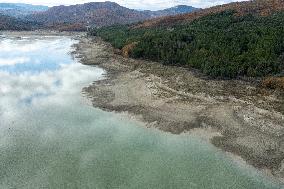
0 35 283 189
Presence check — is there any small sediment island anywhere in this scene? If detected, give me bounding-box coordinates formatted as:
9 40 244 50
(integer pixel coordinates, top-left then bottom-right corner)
75 36 284 183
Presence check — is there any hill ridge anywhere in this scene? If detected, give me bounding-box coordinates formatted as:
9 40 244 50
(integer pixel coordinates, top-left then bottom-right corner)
25 2 199 29
134 0 284 28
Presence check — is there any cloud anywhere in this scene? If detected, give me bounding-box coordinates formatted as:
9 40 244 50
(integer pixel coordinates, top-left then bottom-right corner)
0 57 30 66
0 37 105 128
0 0 248 10
0 36 82 73
0 38 59 52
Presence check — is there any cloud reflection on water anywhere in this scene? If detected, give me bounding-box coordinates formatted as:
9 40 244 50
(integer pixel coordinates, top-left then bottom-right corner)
0 36 105 127
0 36 79 73
0 57 30 66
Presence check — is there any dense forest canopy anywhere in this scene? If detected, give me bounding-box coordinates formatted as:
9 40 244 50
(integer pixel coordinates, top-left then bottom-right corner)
90 10 284 78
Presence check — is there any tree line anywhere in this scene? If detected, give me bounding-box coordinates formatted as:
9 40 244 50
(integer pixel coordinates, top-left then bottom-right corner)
90 10 284 78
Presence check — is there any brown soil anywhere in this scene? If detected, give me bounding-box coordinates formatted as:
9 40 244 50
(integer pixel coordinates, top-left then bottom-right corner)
262 77 284 90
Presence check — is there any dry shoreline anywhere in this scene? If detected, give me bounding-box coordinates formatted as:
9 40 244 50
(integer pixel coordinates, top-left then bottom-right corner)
74 36 284 183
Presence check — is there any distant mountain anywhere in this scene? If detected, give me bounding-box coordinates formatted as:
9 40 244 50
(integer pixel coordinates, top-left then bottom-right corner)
26 2 149 27
0 14 41 30
152 5 200 17
0 2 199 31
25 2 199 30
0 3 48 17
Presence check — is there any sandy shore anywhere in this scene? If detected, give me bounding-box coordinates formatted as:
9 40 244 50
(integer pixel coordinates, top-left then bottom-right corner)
74 36 284 183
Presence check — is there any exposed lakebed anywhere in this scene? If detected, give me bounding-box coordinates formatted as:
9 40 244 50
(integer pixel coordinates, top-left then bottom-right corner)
0 35 282 188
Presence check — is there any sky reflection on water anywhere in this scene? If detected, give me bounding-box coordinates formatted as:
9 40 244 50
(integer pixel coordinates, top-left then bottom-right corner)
0 37 74 73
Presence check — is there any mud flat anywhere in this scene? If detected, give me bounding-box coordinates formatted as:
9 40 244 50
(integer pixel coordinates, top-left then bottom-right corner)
75 36 284 183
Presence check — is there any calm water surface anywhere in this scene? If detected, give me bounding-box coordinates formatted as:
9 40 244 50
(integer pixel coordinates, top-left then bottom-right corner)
0 36 283 189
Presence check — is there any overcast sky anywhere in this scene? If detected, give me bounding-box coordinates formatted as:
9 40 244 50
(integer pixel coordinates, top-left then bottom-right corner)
0 0 247 10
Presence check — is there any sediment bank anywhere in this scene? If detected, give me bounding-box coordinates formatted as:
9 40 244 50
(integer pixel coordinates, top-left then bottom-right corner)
75 36 284 183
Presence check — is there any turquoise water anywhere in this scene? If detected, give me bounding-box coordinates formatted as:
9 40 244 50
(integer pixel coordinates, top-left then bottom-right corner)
0 36 283 189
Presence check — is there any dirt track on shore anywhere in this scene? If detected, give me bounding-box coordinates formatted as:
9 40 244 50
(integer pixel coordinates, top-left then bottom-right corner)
75 36 284 183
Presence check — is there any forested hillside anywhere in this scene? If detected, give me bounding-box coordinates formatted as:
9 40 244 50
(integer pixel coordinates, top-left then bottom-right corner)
91 8 284 78
0 14 41 30
134 0 284 28
143 5 200 17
